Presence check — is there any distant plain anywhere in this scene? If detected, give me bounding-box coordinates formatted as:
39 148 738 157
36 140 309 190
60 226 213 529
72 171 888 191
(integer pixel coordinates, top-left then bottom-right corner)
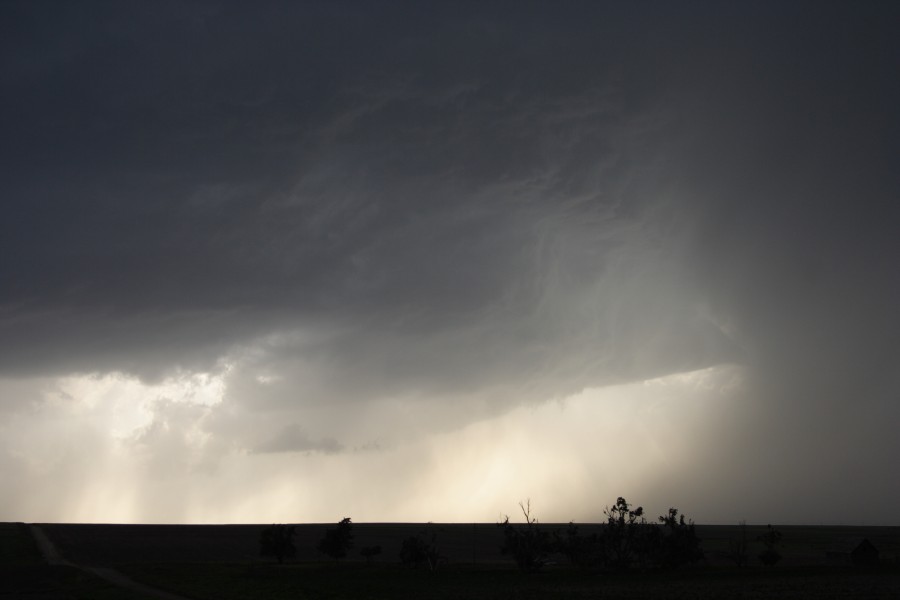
34 522 900 567
4 522 900 599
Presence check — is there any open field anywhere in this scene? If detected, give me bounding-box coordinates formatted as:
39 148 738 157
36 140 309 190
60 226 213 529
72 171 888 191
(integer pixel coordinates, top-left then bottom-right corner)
40 523 508 566
117 562 900 600
37 522 900 567
6 522 900 599
697 524 900 566
0 522 155 599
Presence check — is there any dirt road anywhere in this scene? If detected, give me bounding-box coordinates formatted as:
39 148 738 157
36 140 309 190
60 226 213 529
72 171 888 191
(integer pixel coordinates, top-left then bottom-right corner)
29 525 196 600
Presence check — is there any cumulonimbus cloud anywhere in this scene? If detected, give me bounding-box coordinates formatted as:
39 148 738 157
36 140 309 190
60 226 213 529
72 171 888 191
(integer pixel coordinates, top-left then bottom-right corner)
1 2 898 524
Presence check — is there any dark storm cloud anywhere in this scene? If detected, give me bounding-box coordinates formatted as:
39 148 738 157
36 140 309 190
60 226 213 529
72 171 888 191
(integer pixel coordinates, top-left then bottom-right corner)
654 3 900 517
1 1 735 389
2 1 899 520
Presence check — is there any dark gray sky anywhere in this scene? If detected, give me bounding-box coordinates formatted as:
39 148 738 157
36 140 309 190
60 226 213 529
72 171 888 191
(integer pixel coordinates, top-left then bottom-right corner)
2 1 898 524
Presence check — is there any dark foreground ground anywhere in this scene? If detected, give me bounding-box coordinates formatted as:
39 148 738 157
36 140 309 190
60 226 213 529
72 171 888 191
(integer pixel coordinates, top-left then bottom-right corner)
4 522 900 599
0 522 153 599
119 562 900 600
33 523 900 566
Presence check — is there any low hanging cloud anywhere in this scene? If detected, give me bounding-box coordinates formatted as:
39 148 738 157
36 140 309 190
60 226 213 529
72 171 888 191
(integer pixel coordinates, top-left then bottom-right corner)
252 424 344 456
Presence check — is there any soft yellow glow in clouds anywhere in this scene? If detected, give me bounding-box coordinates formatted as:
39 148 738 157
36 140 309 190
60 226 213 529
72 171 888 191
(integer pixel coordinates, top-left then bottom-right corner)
0 365 742 524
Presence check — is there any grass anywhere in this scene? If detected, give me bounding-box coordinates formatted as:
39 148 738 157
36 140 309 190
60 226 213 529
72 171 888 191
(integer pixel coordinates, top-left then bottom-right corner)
0 522 156 600
119 561 900 600
15 522 900 599
696 525 900 565
39 522 900 567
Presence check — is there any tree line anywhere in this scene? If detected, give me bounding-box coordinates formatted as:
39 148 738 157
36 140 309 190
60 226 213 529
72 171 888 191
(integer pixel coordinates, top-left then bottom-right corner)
499 497 705 573
259 497 783 572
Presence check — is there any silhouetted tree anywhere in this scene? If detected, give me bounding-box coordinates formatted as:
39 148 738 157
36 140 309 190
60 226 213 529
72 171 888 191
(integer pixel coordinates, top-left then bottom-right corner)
399 524 442 571
499 499 551 573
318 517 353 561
598 498 702 570
758 524 782 566
656 508 703 568
259 524 296 563
400 535 427 568
360 545 382 565
724 520 749 568
603 497 647 570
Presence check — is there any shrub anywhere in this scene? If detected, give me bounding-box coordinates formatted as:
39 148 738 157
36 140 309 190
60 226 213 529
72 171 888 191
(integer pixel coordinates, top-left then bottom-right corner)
318 517 353 561
724 520 749 568
603 497 647 570
259 524 296 563
499 500 551 573
656 508 703 568
399 525 442 571
600 498 703 570
758 524 782 566
556 522 602 569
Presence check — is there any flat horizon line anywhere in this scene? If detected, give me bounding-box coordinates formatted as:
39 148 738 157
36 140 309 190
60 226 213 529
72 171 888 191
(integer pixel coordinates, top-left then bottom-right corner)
13 521 900 528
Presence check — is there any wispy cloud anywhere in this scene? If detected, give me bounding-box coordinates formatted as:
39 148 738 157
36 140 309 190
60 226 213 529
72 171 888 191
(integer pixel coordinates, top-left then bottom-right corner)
252 424 344 456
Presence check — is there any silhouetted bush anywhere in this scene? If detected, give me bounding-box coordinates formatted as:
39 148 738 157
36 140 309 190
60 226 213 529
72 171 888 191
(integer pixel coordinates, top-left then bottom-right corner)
499 500 552 573
595 497 703 571
656 508 704 568
758 524 782 566
317 517 353 561
603 497 648 570
399 524 442 571
724 520 749 568
259 524 296 563
555 522 602 569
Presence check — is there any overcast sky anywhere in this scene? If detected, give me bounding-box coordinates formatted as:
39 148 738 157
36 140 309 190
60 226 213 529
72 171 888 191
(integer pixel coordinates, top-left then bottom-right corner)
2 1 899 525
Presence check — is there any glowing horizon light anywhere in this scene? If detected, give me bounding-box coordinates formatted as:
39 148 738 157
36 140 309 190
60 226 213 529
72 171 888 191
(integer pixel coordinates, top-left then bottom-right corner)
1 364 746 524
